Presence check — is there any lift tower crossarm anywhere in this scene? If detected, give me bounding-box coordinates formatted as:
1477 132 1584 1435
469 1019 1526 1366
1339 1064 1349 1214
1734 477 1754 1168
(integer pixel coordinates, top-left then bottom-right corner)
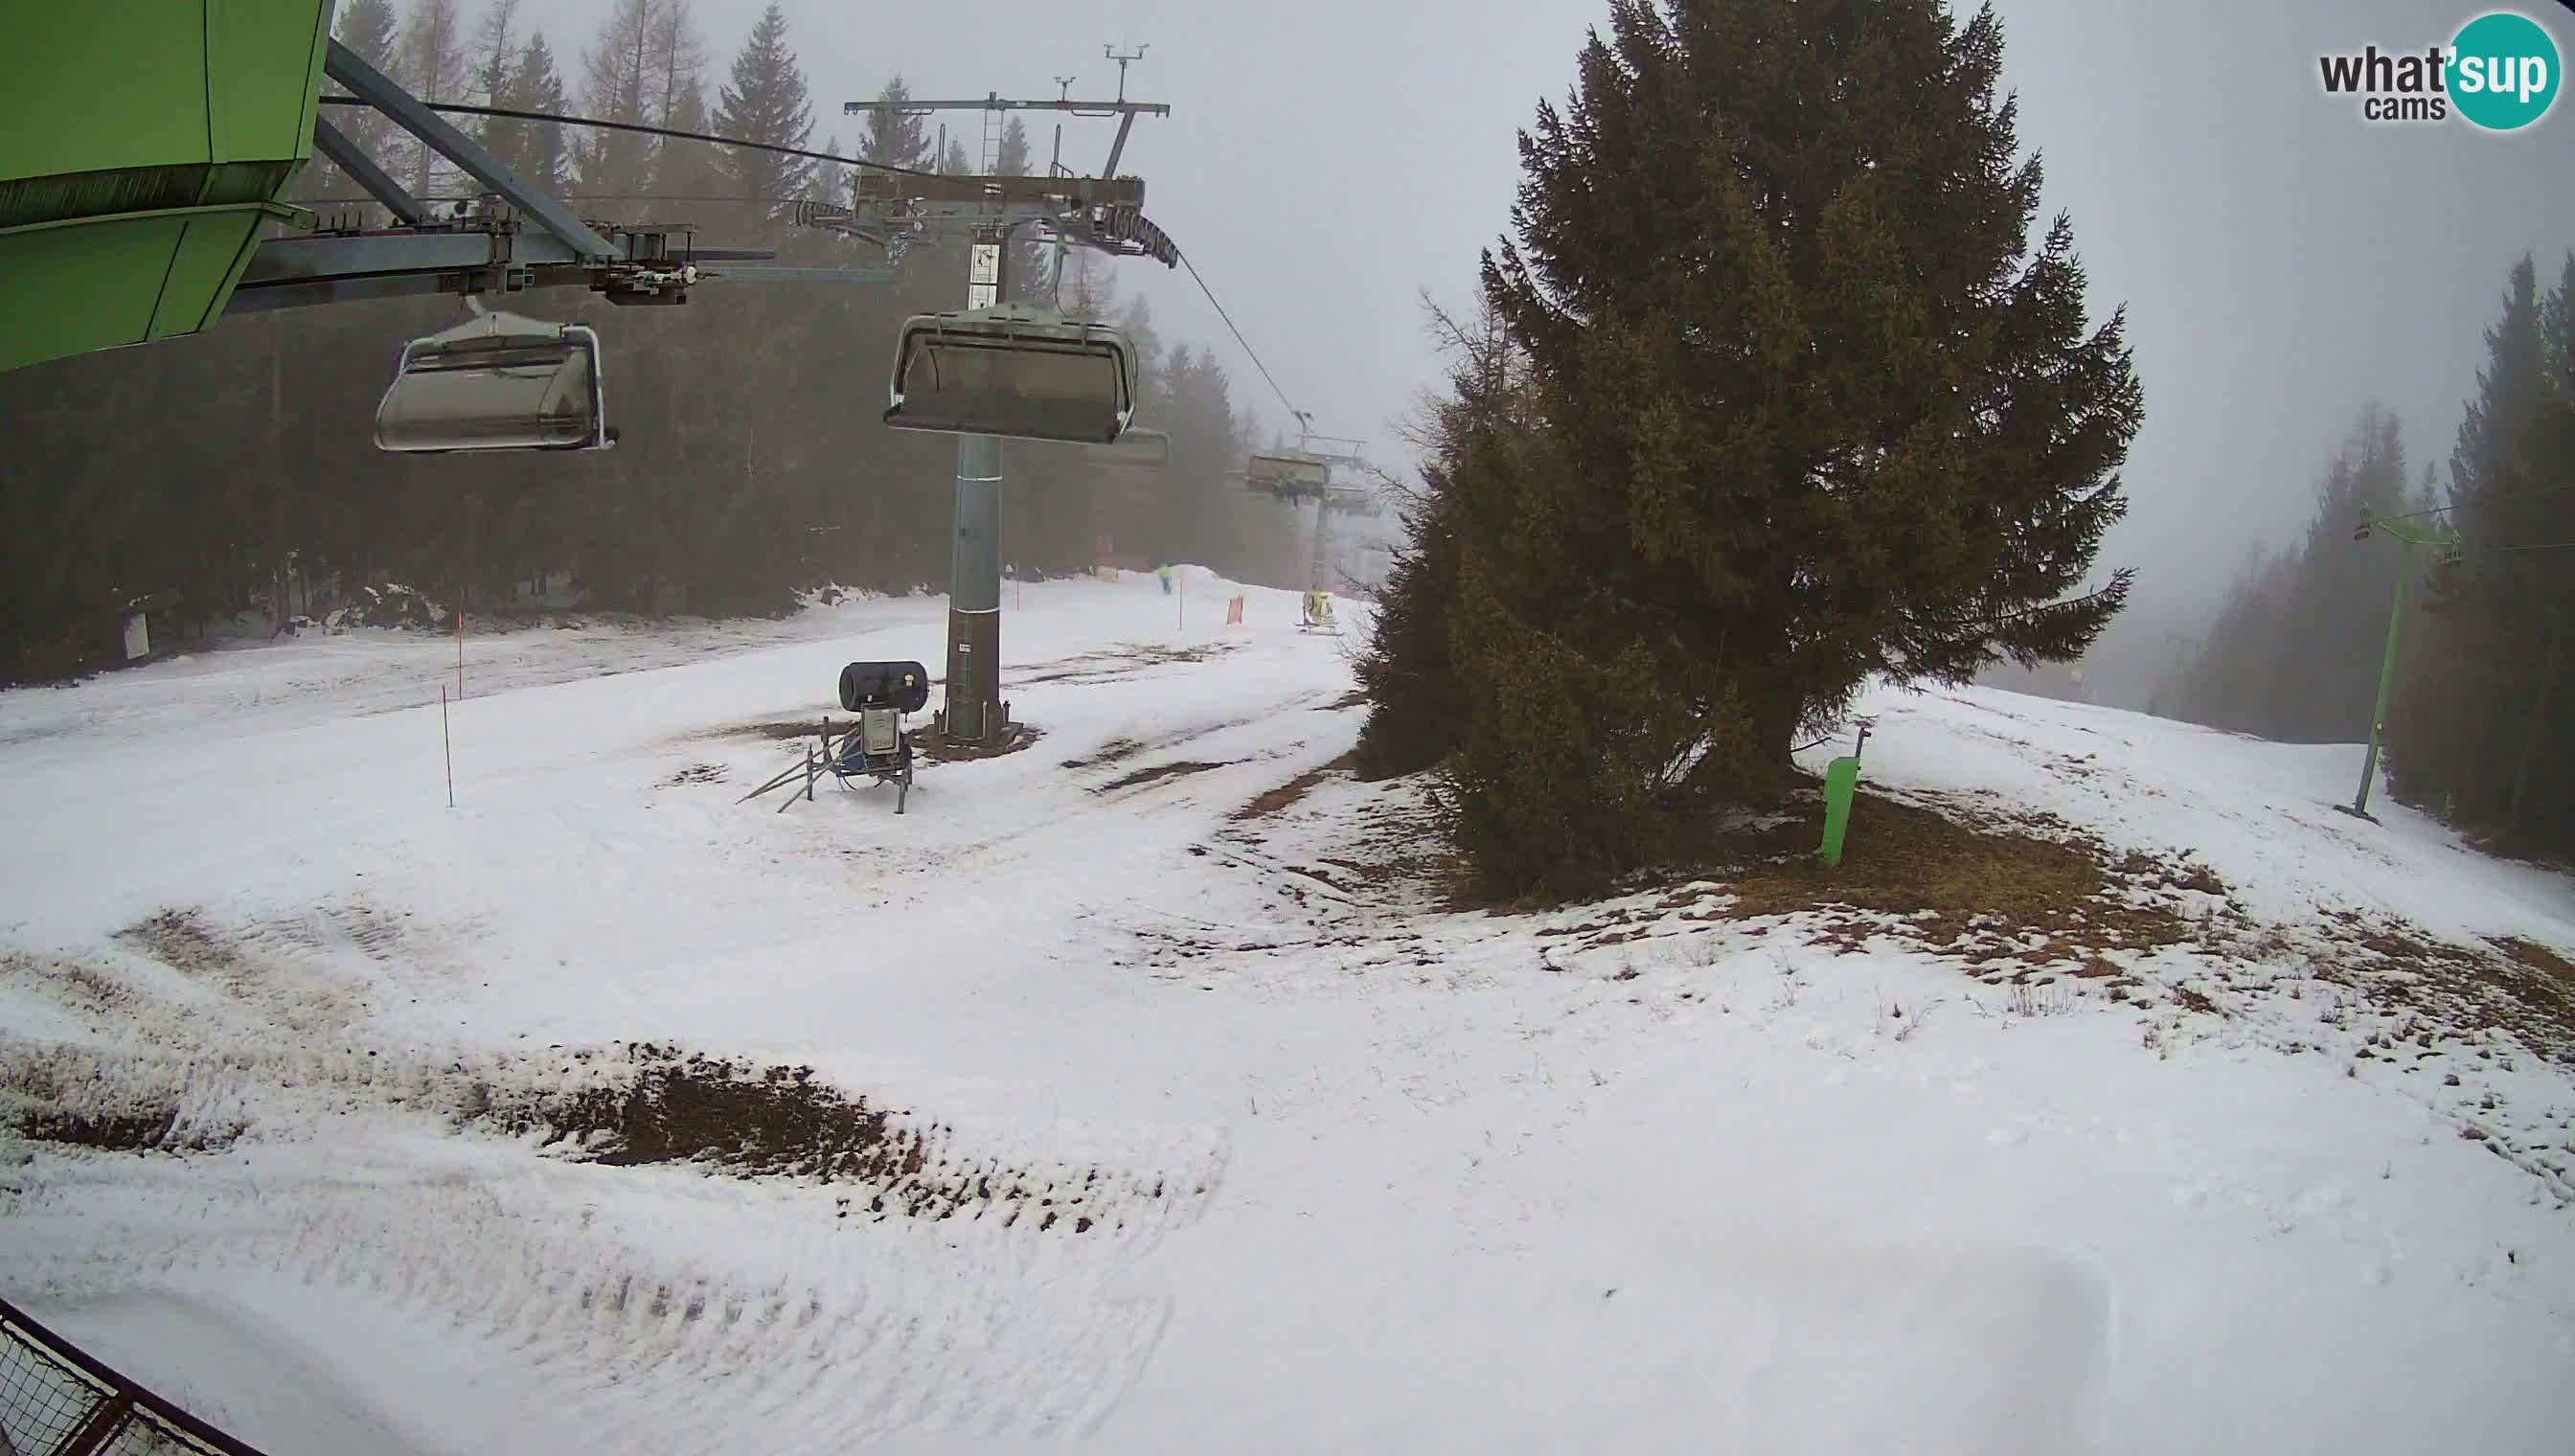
847 173 1146 208
839 94 1169 181
842 97 1171 117
324 38 619 262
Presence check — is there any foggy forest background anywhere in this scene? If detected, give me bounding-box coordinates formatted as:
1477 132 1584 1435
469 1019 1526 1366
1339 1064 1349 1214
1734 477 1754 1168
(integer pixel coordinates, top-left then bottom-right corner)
0 0 1322 677
1984 250 2575 856
3 0 2571 860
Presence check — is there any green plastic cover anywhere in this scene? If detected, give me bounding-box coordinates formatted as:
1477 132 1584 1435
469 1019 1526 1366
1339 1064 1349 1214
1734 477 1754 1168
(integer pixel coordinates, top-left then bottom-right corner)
0 1 333 374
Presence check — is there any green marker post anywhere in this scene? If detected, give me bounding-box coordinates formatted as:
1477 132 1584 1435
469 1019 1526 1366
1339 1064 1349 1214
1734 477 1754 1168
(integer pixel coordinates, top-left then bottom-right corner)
2344 507 2455 821
1819 756 1862 868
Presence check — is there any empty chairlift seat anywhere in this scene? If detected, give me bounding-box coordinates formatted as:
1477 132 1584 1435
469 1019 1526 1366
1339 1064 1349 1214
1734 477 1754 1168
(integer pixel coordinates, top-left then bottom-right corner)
1085 426 1170 472
374 310 612 453
883 307 1136 444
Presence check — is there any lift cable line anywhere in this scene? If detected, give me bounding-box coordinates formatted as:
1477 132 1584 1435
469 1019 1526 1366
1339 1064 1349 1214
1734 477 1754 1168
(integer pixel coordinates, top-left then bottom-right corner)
2463 539 2575 555
301 192 852 208
1174 247 1303 426
316 95 948 180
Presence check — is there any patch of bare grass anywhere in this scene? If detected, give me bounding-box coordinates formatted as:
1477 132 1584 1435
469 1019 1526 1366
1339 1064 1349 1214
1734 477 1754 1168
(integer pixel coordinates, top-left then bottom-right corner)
1656 787 2199 983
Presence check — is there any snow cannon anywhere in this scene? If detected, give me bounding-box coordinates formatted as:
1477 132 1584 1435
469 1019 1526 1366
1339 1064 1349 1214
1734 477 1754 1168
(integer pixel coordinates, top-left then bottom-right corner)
838 661 930 716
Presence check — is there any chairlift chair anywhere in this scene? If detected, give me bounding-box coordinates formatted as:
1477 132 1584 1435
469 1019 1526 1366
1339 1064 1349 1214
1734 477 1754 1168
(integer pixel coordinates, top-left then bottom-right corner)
1084 426 1170 472
1322 484 1382 517
1244 452 1331 501
373 309 613 453
883 305 1136 444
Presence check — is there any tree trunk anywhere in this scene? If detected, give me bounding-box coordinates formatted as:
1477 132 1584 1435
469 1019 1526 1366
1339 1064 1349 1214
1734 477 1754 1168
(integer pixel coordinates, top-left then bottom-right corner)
2506 624 2565 832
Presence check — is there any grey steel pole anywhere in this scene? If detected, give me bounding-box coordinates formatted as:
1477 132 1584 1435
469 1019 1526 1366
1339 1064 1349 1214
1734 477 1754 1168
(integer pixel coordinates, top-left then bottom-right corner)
942 233 1007 741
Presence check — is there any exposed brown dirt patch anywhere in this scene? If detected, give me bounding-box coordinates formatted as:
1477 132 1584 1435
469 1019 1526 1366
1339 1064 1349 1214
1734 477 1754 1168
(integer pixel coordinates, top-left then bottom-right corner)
1061 738 1143 770
1014 642 1239 687
2493 935 2575 990
113 909 249 982
460 1043 1136 1226
707 716 853 742
1232 754 1356 821
7 1104 234 1154
2310 928 2575 1063
0 1045 244 1154
1661 787 2205 979
0 952 137 1017
915 722 1043 762
1099 760 1236 793
473 1046 927 1184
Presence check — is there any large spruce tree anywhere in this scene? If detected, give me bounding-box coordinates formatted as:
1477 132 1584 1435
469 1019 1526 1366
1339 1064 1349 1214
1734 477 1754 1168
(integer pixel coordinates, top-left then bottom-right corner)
1377 0 2143 896
712 2 814 237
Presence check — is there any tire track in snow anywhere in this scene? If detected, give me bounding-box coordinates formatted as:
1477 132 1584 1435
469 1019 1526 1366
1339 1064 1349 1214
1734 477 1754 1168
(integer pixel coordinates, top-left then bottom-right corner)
3 1115 1228 1447
4 911 1235 1445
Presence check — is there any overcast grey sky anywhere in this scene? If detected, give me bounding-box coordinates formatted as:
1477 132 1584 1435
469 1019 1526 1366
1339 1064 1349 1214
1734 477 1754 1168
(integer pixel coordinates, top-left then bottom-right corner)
536 0 2572 615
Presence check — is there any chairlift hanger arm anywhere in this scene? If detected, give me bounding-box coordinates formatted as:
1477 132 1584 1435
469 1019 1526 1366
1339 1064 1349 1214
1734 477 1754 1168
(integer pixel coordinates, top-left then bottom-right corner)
322 39 618 262
1104 113 1140 179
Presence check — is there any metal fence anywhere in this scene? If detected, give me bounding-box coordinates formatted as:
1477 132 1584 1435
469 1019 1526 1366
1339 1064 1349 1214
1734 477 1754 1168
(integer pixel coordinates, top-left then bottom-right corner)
0 1296 268 1456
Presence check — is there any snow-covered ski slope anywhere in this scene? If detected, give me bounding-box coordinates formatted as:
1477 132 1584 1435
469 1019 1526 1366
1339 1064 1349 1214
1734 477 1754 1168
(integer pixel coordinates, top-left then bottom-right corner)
2 567 2570 1456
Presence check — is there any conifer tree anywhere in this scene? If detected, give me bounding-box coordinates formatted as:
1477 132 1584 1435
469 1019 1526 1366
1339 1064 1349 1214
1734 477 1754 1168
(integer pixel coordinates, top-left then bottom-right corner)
712 2 814 235
2396 254 2575 840
861 78 932 172
579 0 665 199
469 1 524 178
997 116 1035 178
1485 0 2137 763
1376 0 2144 895
506 34 571 196
397 0 468 199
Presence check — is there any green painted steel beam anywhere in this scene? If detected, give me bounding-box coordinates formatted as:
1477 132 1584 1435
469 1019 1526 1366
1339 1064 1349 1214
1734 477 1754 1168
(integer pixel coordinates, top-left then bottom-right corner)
0 1 333 374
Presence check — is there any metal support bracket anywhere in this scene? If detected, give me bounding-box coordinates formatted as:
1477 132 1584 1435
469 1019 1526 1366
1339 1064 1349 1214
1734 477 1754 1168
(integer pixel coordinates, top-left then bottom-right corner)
310 116 427 227
323 38 618 262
